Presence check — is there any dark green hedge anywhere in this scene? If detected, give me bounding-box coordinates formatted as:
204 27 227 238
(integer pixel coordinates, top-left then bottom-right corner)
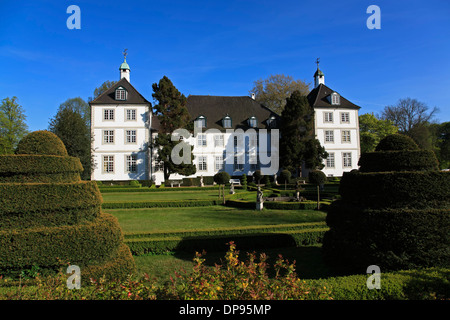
0 212 124 270
225 199 331 210
358 150 439 172
102 199 220 209
15 130 68 156
338 171 450 209
0 155 83 183
125 228 329 255
99 186 220 193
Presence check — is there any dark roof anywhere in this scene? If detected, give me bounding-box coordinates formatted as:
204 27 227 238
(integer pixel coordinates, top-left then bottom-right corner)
150 114 161 131
89 77 151 105
185 95 280 131
307 84 360 109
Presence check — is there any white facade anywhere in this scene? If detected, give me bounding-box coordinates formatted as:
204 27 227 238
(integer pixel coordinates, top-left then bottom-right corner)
314 107 360 176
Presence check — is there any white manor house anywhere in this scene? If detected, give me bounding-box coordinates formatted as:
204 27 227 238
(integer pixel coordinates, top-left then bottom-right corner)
90 57 360 185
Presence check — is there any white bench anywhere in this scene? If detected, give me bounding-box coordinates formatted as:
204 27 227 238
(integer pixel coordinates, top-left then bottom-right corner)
229 179 241 185
169 180 183 187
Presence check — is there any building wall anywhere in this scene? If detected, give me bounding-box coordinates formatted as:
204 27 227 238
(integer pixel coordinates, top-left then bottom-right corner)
314 107 360 177
91 103 151 181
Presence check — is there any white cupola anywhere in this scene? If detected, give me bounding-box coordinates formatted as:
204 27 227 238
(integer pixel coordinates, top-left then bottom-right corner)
119 49 130 82
314 58 325 88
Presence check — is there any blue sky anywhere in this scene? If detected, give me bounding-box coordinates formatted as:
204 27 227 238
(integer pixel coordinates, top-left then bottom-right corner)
1 0 449 131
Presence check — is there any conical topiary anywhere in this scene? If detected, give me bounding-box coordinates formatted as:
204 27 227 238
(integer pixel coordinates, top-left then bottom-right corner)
0 131 136 282
322 134 449 274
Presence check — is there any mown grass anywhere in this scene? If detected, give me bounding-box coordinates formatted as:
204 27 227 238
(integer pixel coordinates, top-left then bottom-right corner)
101 190 223 202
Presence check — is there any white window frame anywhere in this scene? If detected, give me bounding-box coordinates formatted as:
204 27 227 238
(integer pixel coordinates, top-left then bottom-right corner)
343 152 352 168
341 130 351 143
215 155 224 171
197 134 207 147
331 93 340 105
325 130 334 143
103 155 114 173
326 152 335 168
324 112 333 123
214 134 224 147
125 130 137 144
154 161 164 172
126 109 137 121
340 112 350 123
115 88 127 101
126 154 137 173
103 130 114 144
103 109 114 121
198 156 207 171
222 117 232 128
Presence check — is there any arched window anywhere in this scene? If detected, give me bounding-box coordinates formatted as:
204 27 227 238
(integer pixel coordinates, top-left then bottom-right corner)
115 86 127 101
195 115 206 128
248 116 258 128
222 115 232 128
331 92 340 105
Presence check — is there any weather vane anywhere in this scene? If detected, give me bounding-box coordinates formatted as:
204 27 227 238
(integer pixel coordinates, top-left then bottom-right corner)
316 57 320 68
123 49 128 59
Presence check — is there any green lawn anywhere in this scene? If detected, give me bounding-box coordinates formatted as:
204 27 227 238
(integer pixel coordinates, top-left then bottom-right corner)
107 206 327 234
101 190 223 202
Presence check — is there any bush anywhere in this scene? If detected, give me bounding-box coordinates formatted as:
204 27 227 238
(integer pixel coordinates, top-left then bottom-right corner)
15 130 68 156
102 199 220 209
308 170 326 186
129 180 141 187
358 150 439 172
375 133 419 151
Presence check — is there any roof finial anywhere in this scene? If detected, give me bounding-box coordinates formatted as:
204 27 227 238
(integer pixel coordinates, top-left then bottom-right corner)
123 48 128 60
316 57 320 69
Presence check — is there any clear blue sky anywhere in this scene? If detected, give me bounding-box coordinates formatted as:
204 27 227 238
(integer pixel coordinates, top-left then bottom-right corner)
1 0 449 131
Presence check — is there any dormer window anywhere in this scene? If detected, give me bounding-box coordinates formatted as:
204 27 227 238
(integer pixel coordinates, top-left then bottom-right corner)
195 115 206 128
115 86 127 101
331 92 340 105
222 115 232 128
267 115 277 128
248 116 258 128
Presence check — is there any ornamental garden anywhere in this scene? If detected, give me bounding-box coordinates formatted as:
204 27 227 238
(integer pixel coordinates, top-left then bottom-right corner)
0 131 448 300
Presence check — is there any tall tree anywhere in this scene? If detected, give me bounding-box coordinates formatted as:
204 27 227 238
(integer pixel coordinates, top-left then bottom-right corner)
58 97 90 127
48 104 92 180
0 96 29 154
152 76 196 181
88 80 117 102
381 97 438 149
279 91 327 176
250 74 310 114
359 113 399 154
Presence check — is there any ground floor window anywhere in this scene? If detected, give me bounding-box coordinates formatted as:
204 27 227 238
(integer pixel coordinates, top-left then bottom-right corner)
326 152 335 168
343 152 352 167
198 156 207 171
215 155 224 171
103 155 114 173
126 155 137 173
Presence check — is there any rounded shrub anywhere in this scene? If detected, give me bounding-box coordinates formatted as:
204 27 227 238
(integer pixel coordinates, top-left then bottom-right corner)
375 133 419 151
308 170 327 186
214 171 230 185
15 130 68 156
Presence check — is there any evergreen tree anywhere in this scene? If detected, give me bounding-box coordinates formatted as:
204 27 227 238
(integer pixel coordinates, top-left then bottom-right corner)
152 76 196 181
0 96 29 154
48 105 92 180
279 91 327 175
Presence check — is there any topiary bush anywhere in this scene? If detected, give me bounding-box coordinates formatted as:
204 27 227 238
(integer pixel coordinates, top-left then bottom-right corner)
323 134 450 275
0 131 136 283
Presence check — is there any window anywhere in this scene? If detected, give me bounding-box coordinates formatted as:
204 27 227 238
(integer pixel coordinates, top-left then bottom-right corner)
342 130 351 143
103 130 114 144
115 87 127 100
214 135 224 147
195 116 206 128
103 155 114 173
215 155 224 171
198 156 207 171
248 116 257 128
197 134 207 147
325 130 334 143
326 153 335 168
104 109 114 121
249 134 258 150
267 116 277 128
234 156 244 172
222 116 232 128
341 112 350 123
126 130 137 143
343 152 352 167
249 154 258 171
324 112 333 123
126 155 137 173
154 161 164 172
331 92 340 105
126 109 136 121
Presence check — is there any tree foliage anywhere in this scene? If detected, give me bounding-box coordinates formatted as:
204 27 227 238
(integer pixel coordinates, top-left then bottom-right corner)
359 113 398 154
279 91 327 175
250 74 310 114
88 80 117 102
48 104 92 180
152 76 196 181
0 96 29 154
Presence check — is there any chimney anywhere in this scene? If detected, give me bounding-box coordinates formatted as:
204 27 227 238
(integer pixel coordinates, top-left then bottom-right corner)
251 93 255 100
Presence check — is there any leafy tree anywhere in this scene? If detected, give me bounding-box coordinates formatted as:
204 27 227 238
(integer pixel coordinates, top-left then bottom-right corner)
152 76 196 181
280 170 291 190
48 105 92 180
0 96 29 154
88 80 117 102
280 91 327 175
381 98 438 149
250 74 310 114
308 170 326 210
359 113 399 154
58 97 90 127
240 173 247 191
429 121 450 169
253 170 263 186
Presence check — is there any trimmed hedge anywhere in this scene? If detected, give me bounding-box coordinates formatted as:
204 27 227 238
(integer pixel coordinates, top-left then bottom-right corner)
0 155 83 183
358 150 439 172
125 228 329 255
99 186 220 193
225 199 331 210
102 199 220 209
15 130 68 156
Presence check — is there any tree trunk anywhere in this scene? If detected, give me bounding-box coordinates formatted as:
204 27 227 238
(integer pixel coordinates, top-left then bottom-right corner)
317 185 320 210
